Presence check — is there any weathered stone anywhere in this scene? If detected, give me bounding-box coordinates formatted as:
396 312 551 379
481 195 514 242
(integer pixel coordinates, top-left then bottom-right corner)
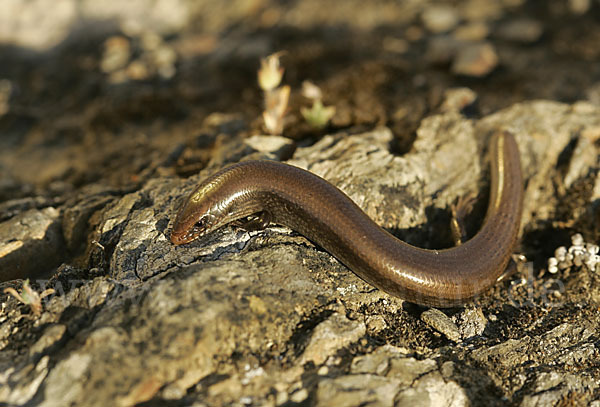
299 312 366 365
422 5 459 33
454 306 487 339
387 357 437 386
244 135 295 158
421 308 461 342
350 345 408 375
497 18 543 43
395 371 469 407
3 100 600 406
452 42 499 77
316 374 401 407
0 207 63 281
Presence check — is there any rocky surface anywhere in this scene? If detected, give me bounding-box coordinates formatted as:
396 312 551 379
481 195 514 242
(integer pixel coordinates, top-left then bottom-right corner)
2 100 600 406
2 1 600 406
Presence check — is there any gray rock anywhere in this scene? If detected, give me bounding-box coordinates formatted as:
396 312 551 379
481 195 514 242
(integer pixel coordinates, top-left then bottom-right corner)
316 374 401 407
421 308 462 342
568 0 591 14
453 22 489 41
563 128 598 189
299 311 366 365
0 355 50 406
422 6 460 33
471 337 530 368
4 100 600 406
497 18 543 43
454 306 487 338
387 357 437 386
243 135 295 159
350 345 408 375
439 87 478 113
395 371 469 407
0 207 63 281
0 0 191 50
28 324 66 358
62 186 117 252
521 371 599 407
452 42 499 77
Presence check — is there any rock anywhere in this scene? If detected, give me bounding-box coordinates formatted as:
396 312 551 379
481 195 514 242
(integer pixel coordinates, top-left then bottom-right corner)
100 36 131 73
387 357 437 385
521 371 598 407
395 371 469 407
497 18 543 43
0 197 57 223
364 314 388 334
472 337 530 368
243 135 296 158
350 344 408 375
568 0 590 14
453 22 489 41
62 186 117 252
0 356 50 406
4 100 600 406
28 324 67 358
316 374 401 407
299 312 366 365
477 100 600 226
0 0 191 50
454 306 487 338
451 42 499 77
439 87 478 113
421 6 460 33
0 207 63 282
421 308 462 342
563 129 598 189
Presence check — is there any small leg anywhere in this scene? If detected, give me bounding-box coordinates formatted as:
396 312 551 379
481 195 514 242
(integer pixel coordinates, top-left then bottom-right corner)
450 193 477 245
233 211 272 232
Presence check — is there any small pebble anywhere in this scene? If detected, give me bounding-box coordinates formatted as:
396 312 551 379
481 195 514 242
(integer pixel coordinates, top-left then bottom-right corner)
497 19 543 44
454 22 489 41
421 308 461 342
318 365 329 375
422 5 459 33
452 42 499 77
440 87 478 113
290 388 308 403
569 0 590 14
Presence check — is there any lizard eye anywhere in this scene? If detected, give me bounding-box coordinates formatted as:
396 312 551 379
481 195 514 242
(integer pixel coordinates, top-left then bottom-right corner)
193 218 206 231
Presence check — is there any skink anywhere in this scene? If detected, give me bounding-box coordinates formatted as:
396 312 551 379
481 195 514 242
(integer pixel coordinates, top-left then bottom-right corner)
171 131 523 307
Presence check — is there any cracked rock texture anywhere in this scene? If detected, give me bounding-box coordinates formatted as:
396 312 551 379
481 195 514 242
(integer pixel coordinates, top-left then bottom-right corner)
2 100 600 406
2 1 600 406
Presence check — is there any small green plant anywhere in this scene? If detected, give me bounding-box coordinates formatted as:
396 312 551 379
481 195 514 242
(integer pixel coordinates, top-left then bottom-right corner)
300 80 335 129
4 279 55 316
